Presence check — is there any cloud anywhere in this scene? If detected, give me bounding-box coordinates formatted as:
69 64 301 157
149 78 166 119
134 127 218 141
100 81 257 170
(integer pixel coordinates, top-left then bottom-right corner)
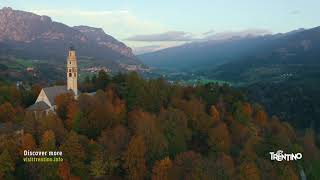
290 10 301 15
204 29 272 41
128 29 272 54
202 30 215 36
132 45 163 54
131 42 187 54
32 9 130 17
128 28 271 43
126 31 195 42
30 8 167 41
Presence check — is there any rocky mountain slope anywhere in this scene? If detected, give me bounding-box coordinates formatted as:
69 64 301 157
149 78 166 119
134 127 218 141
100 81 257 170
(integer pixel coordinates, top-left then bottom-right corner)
73 25 134 59
0 7 139 69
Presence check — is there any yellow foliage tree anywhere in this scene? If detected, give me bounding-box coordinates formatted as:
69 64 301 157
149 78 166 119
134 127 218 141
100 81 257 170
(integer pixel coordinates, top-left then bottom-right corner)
152 156 172 180
124 135 147 180
210 105 220 125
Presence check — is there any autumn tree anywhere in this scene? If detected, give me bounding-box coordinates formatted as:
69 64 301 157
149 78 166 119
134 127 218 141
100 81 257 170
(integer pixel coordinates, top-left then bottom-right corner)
207 122 231 154
0 85 21 106
152 156 172 180
267 116 294 148
39 113 67 144
124 135 147 180
233 102 252 124
18 132 40 179
172 98 214 133
169 151 204 180
66 101 79 130
55 92 75 121
0 149 15 179
0 135 19 161
75 90 126 138
203 153 235 179
38 130 59 179
90 150 106 178
210 105 220 125
158 108 191 157
60 131 86 177
254 109 268 128
128 109 168 162
98 125 130 175
0 102 16 122
41 130 56 151
239 136 260 162
256 158 277 180
139 78 171 113
242 102 253 119
98 125 130 155
58 161 71 180
23 112 39 137
278 165 299 180
216 96 226 120
238 161 261 180
21 133 37 155
229 120 251 147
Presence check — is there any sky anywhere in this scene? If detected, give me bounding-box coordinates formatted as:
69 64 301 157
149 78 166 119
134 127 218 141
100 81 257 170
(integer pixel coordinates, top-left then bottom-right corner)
0 0 319 54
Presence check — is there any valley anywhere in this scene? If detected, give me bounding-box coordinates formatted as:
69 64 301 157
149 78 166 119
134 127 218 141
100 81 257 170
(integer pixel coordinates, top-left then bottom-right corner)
0 2 320 179
140 27 320 132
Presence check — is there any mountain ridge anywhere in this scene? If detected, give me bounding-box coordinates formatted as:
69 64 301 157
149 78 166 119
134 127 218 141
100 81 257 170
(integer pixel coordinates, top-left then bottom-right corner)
139 26 320 75
0 7 139 69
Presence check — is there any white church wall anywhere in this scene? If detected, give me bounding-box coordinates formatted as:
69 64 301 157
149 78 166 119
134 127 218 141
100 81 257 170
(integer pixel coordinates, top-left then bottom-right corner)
35 90 52 107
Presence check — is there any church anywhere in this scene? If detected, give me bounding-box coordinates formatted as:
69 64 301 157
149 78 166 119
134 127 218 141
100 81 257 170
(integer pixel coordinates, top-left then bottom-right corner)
27 46 80 113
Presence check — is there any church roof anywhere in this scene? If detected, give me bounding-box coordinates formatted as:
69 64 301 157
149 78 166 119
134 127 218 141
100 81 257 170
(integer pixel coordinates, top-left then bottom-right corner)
26 101 50 111
42 86 80 106
42 86 70 106
26 86 80 111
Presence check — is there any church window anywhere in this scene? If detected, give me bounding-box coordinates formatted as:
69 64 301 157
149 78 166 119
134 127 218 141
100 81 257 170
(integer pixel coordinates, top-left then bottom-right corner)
74 73 76 77
69 73 72 77
69 69 71 72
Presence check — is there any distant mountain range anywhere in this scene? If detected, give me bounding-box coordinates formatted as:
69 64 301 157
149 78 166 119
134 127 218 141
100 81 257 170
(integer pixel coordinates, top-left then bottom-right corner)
0 7 140 69
139 26 320 83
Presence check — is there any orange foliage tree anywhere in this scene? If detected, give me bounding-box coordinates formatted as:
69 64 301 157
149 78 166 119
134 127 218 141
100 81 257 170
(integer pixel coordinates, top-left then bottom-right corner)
20 133 36 155
128 109 168 162
207 122 231 154
58 161 71 180
124 135 147 180
152 156 172 180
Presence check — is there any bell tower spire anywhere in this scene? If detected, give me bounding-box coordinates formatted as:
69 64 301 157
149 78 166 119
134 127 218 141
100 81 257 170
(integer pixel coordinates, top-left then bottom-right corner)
67 45 78 96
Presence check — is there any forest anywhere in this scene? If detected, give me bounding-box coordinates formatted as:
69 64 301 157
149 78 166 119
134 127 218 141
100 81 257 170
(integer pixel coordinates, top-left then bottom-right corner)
0 71 319 179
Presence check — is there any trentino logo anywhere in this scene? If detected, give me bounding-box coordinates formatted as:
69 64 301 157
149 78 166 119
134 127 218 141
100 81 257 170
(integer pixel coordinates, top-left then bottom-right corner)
269 150 302 161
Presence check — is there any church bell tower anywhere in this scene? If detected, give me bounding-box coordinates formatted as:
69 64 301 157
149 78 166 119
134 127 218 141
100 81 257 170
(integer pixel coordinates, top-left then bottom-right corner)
67 45 78 96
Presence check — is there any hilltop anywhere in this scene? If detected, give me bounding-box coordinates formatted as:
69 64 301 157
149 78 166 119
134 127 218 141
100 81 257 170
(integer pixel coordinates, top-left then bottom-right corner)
0 7 140 70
